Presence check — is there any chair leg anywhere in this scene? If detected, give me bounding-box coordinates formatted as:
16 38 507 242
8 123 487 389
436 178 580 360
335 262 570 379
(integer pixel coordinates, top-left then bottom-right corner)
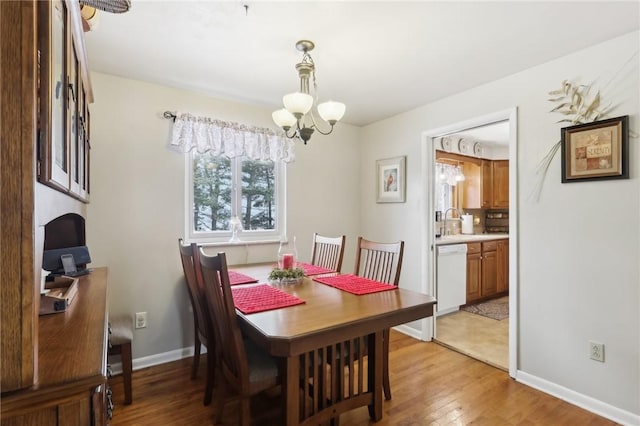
213 377 226 425
382 329 391 401
203 349 215 406
239 397 251 426
191 333 201 380
121 341 133 405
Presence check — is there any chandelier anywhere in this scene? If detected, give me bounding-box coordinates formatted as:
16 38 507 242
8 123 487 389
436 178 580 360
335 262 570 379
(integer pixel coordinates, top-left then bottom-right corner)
272 40 346 145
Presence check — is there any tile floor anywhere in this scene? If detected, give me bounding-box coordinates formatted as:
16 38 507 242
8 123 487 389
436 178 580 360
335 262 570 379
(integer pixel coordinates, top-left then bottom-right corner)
435 309 509 370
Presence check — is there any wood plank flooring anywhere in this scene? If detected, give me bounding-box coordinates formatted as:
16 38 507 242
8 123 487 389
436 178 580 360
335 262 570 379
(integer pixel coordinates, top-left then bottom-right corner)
109 330 616 425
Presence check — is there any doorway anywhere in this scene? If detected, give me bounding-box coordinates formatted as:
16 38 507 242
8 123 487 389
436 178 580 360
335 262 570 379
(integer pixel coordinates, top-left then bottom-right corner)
421 108 518 378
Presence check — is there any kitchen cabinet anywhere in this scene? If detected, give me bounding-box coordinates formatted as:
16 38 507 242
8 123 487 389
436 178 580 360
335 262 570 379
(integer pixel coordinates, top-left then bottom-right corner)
497 239 509 293
481 240 498 296
492 160 509 208
461 159 509 209
466 243 482 302
466 239 508 304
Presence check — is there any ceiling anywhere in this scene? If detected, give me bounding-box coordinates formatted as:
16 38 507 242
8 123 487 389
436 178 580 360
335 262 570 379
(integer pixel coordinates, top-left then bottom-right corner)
84 1 639 128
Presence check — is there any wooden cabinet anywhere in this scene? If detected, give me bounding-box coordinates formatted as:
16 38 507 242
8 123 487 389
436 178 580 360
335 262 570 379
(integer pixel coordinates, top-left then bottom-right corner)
461 159 509 209
0 0 100 420
466 243 482 302
37 0 92 202
481 160 493 208
1 0 38 394
466 239 508 304
1 269 109 426
481 240 498 296
492 160 509 208
497 239 509 293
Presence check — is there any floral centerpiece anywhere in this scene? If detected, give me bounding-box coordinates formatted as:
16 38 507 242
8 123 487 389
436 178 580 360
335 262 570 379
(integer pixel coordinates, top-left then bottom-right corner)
268 266 304 284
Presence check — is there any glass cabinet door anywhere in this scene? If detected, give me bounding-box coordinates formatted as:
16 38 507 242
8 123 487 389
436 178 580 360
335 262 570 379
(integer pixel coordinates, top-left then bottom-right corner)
38 0 69 191
37 0 91 202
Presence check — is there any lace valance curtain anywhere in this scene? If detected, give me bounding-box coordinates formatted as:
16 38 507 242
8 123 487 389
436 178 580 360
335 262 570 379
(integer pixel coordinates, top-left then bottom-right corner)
169 112 295 163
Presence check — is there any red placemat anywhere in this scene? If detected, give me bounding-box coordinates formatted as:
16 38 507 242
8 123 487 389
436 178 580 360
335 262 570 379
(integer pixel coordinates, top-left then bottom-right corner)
313 274 396 295
231 284 305 314
228 270 259 285
297 262 334 276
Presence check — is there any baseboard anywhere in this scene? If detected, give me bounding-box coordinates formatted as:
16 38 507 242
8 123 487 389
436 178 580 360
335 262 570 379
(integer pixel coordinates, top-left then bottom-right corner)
393 324 423 340
109 345 206 375
517 371 640 426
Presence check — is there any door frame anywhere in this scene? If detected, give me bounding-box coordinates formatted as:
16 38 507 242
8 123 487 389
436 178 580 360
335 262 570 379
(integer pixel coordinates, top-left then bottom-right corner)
420 107 518 378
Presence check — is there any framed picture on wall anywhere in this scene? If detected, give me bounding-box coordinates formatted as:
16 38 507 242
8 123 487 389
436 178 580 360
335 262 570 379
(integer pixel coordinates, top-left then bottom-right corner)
376 156 406 203
560 116 628 183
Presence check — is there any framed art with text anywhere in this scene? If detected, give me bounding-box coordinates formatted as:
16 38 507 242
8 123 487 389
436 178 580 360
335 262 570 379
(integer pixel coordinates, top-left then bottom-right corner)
560 115 628 183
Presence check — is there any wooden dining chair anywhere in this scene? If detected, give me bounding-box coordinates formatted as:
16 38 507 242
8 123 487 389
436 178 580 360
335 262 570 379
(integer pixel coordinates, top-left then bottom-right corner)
310 233 346 272
354 236 404 401
198 249 280 426
178 239 217 406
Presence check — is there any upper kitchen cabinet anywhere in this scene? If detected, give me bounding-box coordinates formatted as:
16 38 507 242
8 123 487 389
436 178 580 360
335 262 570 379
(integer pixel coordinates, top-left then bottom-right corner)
491 160 509 208
461 159 509 209
37 0 93 202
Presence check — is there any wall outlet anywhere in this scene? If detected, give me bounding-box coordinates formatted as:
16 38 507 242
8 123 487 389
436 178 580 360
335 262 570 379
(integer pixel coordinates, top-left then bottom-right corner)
589 341 604 362
135 312 148 329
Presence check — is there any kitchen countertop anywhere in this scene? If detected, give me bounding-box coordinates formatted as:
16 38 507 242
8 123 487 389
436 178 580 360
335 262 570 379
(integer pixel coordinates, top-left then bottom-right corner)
435 233 509 245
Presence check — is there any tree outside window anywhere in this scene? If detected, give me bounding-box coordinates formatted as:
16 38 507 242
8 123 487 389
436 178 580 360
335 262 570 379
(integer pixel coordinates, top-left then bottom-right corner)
189 152 283 242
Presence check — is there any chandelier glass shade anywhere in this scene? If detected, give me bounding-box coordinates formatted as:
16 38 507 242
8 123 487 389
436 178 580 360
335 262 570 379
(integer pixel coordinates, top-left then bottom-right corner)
272 40 346 144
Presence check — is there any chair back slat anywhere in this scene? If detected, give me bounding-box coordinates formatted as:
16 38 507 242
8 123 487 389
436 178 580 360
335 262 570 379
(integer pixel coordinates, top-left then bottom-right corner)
311 233 346 271
198 250 249 387
354 236 404 286
178 239 213 347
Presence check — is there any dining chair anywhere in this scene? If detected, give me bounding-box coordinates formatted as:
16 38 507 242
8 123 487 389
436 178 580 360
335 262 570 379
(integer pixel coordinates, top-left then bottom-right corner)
198 249 280 426
354 236 404 401
310 233 346 272
178 239 217 406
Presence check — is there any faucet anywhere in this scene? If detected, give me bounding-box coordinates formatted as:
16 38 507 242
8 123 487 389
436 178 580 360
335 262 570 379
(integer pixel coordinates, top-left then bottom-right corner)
442 208 462 236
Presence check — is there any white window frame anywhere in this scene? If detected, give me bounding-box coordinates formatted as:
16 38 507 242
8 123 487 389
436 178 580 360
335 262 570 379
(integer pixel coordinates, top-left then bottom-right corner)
184 152 286 244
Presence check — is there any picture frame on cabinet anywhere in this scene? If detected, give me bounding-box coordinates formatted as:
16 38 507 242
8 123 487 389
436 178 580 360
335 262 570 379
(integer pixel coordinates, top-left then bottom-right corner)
560 115 628 183
376 156 406 203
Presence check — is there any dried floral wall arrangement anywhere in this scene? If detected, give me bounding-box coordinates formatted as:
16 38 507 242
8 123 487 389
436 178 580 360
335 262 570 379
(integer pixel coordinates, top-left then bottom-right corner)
530 50 638 201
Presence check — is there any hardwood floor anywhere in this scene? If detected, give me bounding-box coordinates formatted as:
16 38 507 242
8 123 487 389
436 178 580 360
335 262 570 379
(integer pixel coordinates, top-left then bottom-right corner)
109 330 616 425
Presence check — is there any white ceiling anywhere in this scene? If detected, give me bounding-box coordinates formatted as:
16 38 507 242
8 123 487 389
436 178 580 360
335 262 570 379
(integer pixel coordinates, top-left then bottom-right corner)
84 1 639 127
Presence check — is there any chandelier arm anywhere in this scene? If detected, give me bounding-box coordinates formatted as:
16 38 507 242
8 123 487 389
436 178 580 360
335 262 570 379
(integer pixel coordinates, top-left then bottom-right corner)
306 109 336 135
283 127 298 139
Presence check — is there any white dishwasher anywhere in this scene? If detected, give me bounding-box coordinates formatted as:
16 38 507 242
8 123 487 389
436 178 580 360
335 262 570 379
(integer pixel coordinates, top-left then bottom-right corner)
436 244 467 316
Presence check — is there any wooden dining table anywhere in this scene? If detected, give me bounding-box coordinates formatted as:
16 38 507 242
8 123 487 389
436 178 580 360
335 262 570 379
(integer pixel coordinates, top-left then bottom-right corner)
230 263 437 425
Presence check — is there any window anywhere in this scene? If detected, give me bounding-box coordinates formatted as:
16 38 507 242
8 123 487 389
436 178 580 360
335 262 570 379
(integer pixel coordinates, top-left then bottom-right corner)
435 162 462 212
187 151 285 242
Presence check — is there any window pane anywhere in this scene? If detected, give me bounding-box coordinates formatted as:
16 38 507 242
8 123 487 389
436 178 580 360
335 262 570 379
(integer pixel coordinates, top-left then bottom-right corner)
192 153 232 231
240 158 276 230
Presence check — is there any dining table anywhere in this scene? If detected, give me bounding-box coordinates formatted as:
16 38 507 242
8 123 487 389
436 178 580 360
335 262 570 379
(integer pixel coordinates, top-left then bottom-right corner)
229 262 437 425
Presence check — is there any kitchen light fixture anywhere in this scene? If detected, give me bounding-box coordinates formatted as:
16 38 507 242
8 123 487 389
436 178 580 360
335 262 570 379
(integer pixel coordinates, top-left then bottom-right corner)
272 40 345 145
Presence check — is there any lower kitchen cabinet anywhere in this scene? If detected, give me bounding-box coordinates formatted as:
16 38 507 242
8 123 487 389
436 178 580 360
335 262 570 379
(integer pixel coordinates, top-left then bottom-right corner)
466 243 482 302
497 239 509 293
466 239 508 304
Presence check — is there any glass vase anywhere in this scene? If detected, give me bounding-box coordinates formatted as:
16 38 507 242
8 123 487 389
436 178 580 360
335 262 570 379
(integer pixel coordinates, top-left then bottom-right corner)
277 236 298 270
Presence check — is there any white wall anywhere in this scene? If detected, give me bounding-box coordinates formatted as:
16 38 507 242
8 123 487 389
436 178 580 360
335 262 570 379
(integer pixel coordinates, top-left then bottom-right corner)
360 31 639 420
86 72 361 359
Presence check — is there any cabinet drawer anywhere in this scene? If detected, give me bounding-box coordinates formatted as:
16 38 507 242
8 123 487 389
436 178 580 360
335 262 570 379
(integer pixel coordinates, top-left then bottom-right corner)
482 240 497 252
467 242 481 255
